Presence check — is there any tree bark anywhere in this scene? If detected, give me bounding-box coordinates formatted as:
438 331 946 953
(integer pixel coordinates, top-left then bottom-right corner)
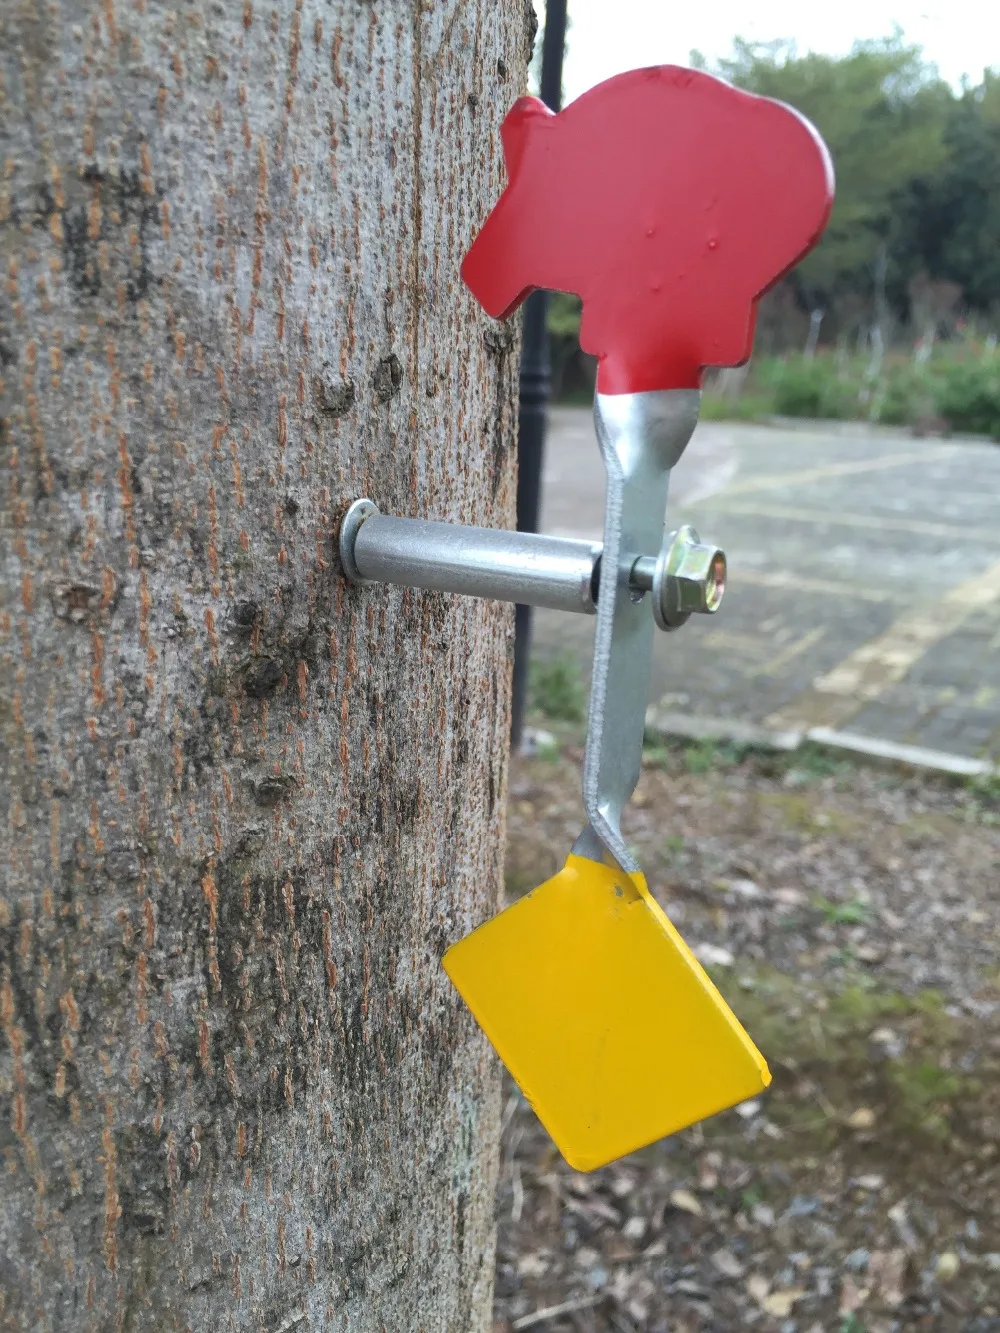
0 2 532 1328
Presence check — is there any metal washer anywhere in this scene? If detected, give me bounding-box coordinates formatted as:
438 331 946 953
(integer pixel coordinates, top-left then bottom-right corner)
339 497 380 585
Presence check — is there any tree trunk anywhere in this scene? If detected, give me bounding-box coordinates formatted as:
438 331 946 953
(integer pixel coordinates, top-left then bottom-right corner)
0 3 531 1328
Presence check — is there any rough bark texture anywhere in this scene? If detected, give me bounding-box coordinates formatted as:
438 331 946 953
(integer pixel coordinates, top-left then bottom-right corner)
0 2 531 1328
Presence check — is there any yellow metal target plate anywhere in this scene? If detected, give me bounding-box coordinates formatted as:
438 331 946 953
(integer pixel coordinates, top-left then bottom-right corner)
444 854 770 1171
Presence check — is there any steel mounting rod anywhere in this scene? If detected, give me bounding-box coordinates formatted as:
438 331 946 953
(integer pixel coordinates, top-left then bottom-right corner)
338 499 726 631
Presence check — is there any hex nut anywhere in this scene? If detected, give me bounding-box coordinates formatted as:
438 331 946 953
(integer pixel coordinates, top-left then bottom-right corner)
652 526 726 631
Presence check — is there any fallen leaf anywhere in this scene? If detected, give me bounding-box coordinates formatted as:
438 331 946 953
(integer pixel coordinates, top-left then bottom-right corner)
673 1279 708 1298
936 1250 960 1282
698 1150 722 1192
869 1027 897 1046
839 1274 870 1316
735 1098 762 1119
693 942 734 968
609 1171 635 1199
609 1272 632 1303
607 1236 635 1263
563 1194 622 1225
669 1188 703 1217
856 943 887 963
857 1174 885 1191
869 1248 907 1307
726 877 763 899
573 1246 601 1269
764 1289 805 1318
517 1252 549 1279
774 886 805 906
847 1106 876 1130
747 1274 770 1305
888 1201 919 1251
711 1248 745 1279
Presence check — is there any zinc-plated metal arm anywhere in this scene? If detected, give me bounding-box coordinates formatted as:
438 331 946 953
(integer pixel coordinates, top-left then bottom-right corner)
574 389 701 872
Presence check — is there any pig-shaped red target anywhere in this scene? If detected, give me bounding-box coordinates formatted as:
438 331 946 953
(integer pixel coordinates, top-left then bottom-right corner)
462 66 834 394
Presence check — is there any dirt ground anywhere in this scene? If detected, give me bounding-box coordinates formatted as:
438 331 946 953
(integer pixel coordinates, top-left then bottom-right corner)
492 734 1000 1333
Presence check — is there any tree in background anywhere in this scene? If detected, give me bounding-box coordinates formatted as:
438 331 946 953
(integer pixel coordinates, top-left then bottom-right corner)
709 35 952 330
897 71 1000 318
0 2 531 1328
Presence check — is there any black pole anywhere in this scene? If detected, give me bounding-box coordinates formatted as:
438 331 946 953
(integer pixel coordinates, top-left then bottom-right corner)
510 0 568 748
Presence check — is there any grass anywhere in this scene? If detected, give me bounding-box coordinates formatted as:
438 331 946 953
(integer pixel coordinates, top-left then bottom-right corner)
682 739 729 773
889 1060 966 1140
759 790 859 836
532 734 563 763
782 743 854 781
643 735 755 773
840 1317 867 1333
955 770 1000 827
711 965 981 1148
814 896 871 925
642 735 859 787
527 653 587 724
966 770 1000 807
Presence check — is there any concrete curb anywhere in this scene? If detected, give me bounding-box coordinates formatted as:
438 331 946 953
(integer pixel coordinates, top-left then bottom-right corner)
644 708 999 781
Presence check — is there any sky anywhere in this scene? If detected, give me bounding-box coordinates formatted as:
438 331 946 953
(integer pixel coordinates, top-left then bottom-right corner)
561 0 1000 99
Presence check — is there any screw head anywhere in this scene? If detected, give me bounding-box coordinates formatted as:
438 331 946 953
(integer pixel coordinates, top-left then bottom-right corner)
652 525 727 631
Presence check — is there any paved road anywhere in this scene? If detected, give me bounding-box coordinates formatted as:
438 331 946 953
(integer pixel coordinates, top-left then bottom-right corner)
533 407 1000 760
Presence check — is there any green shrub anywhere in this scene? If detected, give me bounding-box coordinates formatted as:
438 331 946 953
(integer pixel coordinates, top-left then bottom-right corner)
760 356 853 419
932 355 1000 438
564 340 1000 440
699 390 774 422
546 293 595 403
873 364 928 425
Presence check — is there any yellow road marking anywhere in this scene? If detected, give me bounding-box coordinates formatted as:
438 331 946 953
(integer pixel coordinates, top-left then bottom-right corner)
702 628 773 659
708 445 956 499
735 568 897 603
748 626 827 679
686 500 995 544
766 558 1000 731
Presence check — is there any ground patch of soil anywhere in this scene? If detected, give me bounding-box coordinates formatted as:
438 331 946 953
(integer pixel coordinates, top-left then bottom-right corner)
494 741 1000 1333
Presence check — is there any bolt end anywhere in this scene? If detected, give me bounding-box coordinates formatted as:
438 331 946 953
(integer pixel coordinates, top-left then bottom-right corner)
704 549 727 613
